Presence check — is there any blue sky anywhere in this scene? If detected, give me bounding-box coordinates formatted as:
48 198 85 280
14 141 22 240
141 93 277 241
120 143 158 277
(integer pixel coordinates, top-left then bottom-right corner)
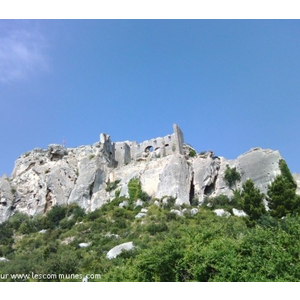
1 19 300 176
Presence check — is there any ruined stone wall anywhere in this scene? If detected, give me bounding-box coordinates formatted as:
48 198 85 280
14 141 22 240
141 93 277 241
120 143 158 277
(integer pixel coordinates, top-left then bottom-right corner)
99 133 115 165
173 123 184 155
114 142 131 167
111 124 184 167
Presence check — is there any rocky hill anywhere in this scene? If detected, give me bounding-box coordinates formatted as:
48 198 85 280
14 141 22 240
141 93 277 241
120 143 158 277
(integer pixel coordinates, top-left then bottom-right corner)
0 124 297 223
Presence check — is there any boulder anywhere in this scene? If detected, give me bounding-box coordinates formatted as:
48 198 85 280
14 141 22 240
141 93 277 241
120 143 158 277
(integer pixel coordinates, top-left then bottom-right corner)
214 209 231 217
78 242 91 248
0 175 14 223
232 208 247 217
135 212 147 219
134 199 144 208
106 242 134 259
190 208 199 216
0 257 9 262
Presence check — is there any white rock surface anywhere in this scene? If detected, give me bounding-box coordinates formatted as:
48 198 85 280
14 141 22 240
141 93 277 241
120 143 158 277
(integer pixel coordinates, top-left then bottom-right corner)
170 209 183 217
78 242 91 248
190 208 199 216
106 242 134 259
214 209 231 217
232 208 247 217
0 124 294 223
135 212 147 219
0 257 9 262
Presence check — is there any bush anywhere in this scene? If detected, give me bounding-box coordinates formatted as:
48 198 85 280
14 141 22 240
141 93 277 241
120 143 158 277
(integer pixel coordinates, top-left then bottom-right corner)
66 203 86 220
128 178 142 200
267 175 299 218
162 196 176 209
279 159 297 189
189 148 197 157
59 218 76 230
224 165 241 189
267 158 299 218
105 180 121 192
45 205 67 228
146 223 168 235
241 179 266 225
128 178 150 202
9 211 30 231
203 195 231 209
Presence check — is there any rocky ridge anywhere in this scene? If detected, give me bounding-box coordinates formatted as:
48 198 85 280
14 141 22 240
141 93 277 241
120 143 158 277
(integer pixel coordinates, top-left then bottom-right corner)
0 124 294 223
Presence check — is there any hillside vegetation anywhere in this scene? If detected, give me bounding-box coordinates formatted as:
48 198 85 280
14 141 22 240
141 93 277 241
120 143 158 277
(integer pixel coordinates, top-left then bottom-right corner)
1 161 300 282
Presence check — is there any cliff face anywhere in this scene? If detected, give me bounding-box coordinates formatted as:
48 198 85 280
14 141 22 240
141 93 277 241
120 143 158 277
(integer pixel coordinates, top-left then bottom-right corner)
0 124 290 223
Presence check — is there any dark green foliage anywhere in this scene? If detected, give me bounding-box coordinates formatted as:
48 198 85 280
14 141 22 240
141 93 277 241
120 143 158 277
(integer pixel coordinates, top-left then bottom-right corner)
45 205 67 228
202 194 241 213
162 196 176 209
9 211 31 231
189 148 197 157
241 179 266 222
267 160 299 218
128 178 141 200
279 159 297 189
128 178 150 201
105 179 121 192
146 222 168 235
224 165 241 189
231 189 244 209
190 197 199 206
0 221 14 256
203 194 230 208
129 238 184 281
2 173 300 282
66 203 86 220
267 175 300 218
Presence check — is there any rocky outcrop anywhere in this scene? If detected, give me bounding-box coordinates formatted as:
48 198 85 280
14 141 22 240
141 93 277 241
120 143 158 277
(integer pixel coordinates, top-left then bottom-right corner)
0 124 295 223
0 175 14 223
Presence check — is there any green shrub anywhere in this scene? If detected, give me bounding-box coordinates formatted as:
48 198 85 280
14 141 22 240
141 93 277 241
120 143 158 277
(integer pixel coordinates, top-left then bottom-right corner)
59 218 76 230
190 197 199 206
203 195 231 209
45 205 67 228
127 178 150 202
66 203 86 220
279 159 297 189
146 223 168 235
128 178 142 200
241 179 266 224
224 165 241 189
162 196 176 209
105 180 121 192
267 158 300 218
189 148 197 157
9 211 30 231
267 175 300 218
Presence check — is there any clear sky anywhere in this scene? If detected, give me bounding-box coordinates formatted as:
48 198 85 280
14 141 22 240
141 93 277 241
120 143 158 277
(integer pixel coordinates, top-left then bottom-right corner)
1 19 300 176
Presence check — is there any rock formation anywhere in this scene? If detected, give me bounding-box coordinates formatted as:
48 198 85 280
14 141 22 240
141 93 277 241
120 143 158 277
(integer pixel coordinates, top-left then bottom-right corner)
0 124 296 223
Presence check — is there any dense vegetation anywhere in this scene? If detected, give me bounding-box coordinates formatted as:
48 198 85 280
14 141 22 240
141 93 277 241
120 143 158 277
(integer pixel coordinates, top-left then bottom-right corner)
1 162 300 282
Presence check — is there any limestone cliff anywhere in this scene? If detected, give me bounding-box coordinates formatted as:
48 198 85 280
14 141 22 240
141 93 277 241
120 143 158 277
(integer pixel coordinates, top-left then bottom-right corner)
0 124 294 223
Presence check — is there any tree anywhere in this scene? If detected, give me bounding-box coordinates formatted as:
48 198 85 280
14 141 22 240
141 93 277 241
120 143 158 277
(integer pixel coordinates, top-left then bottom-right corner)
279 159 297 189
267 175 299 218
241 179 266 222
224 165 241 190
267 159 300 218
